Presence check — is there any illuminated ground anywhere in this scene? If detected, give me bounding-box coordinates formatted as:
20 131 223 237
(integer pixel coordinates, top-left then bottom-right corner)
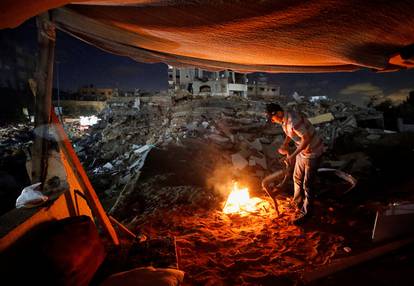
108 137 414 285
133 195 342 285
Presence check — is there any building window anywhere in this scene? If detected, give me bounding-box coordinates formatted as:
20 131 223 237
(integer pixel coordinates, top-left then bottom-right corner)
200 85 211 93
260 87 265 91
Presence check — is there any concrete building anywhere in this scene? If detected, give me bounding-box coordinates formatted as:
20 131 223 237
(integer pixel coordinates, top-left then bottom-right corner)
247 74 280 100
168 66 248 97
168 66 281 100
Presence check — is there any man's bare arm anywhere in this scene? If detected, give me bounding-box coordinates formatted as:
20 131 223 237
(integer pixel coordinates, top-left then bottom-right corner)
289 132 310 159
278 136 292 155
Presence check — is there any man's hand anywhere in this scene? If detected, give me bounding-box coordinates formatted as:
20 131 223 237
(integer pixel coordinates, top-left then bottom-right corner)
284 155 295 166
278 147 289 155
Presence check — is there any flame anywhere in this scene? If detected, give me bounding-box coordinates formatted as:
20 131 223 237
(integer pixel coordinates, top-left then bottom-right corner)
223 182 264 215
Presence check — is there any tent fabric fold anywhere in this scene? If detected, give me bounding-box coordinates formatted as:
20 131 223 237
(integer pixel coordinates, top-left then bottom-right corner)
2 1 414 72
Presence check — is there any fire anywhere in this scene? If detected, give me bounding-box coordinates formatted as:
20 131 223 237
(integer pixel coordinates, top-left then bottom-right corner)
223 182 265 215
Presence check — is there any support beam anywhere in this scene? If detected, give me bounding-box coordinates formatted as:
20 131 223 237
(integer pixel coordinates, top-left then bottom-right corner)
32 13 55 183
50 110 120 246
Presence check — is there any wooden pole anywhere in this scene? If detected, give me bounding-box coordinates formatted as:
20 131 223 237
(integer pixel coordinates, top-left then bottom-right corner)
32 13 55 183
50 110 120 246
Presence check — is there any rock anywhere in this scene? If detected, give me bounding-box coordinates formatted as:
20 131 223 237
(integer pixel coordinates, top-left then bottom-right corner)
231 153 248 170
249 155 267 169
134 145 151 154
258 137 271 144
208 134 230 144
103 162 114 170
249 138 263 151
366 134 381 141
201 121 209 128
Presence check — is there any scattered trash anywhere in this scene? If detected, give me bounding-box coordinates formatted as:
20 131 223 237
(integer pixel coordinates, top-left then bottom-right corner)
80 115 100 126
16 182 48 208
343 246 352 253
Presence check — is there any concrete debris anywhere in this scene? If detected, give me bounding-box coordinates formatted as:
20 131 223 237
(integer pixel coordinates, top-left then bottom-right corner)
134 145 151 154
208 134 230 144
366 134 381 141
249 155 267 169
33 93 386 211
308 113 334 125
103 162 114 170
292 91 304 102
201 121 209 129
231 153 248 170
249 138 263 151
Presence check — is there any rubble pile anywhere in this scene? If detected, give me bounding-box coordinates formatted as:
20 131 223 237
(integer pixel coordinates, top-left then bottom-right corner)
291 99 384 148
69 95 385 207
0 123 33 153
0 123 33 214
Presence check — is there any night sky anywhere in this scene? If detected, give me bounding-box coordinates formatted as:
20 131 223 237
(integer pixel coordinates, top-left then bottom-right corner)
1 18 413 106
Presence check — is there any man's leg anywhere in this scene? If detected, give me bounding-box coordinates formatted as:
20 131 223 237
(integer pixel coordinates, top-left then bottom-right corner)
301 156 321 216
293 154 305 210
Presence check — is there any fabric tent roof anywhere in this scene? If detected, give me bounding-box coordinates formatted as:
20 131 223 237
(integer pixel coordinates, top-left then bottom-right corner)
1 0 414 72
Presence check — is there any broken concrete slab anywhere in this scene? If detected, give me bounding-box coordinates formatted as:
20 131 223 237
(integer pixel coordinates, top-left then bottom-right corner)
308 112 335 125
103 162 114 170
249 155 267 169
249 138 263 151
231 153 248 170
366 134 381 141
208 134 230 144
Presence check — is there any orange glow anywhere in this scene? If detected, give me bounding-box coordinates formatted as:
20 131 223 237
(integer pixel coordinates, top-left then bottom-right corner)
223 182 264 215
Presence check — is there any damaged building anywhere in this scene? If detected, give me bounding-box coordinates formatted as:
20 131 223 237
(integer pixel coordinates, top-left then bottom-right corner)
168 66 280 100
168 66 249 97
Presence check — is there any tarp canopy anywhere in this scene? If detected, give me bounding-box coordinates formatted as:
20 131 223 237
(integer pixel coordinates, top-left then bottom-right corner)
1 0 414 72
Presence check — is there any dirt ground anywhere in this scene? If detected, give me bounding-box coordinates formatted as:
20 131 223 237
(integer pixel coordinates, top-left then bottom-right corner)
108 134 414 285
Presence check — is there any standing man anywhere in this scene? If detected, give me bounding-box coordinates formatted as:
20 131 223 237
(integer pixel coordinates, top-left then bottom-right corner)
264 103 324 224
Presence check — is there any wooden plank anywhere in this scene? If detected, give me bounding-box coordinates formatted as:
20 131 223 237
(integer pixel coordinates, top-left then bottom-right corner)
32 13 55 183
50 110 120 246
109 216 136 240
302 236 414 284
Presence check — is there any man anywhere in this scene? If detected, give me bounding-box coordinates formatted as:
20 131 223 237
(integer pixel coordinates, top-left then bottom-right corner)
264 103 324 224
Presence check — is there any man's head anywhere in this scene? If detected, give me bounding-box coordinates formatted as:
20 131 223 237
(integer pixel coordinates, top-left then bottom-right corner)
266 103 284 124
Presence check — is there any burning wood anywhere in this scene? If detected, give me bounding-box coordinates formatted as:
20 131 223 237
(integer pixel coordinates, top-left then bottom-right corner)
223 182 269 215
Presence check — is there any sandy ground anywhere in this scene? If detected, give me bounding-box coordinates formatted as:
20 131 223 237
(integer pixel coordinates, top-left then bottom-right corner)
108 135 414 285
135 193 343 285
107 139 364 285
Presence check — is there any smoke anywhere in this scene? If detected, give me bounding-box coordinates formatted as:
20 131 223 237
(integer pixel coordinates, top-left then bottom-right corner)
206 164 236 199
206 162 259 200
